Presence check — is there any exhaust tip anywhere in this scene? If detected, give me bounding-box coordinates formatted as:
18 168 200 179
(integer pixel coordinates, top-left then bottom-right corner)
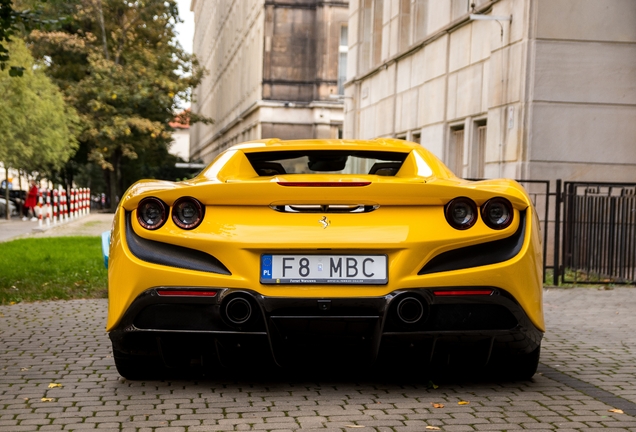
396 296 425 324
224 297 253 325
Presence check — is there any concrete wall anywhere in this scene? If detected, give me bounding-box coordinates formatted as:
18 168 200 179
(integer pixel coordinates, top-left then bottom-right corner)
346 0 526 179
527 0 636 182
345 0 636 184
190 0 348 163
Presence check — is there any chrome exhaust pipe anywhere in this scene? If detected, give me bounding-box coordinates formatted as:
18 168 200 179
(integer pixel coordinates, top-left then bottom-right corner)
396 296 425 324
224 297 253 325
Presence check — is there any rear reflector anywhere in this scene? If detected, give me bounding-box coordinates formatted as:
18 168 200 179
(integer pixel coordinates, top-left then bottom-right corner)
277 182 371 187
156 290 218 297
433 289 493 297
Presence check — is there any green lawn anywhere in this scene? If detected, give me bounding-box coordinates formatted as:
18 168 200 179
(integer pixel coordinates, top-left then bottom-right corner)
0 236 107 304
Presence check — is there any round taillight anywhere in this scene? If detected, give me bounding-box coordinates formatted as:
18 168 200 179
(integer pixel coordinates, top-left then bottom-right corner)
445 197 478 230
172 197 204 230
137 197 168 230
481 197 513 230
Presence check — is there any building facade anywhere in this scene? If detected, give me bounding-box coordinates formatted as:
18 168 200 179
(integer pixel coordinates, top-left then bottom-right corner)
190 0 349 163
344 0 636 182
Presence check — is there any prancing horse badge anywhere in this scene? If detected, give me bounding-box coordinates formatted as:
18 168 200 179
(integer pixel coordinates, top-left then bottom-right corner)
319 216 330 229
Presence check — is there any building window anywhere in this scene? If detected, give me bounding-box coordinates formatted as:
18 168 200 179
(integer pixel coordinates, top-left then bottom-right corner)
360 0 384 72
338 26 348 95
411 132 421 144
451 0 470 20
360 0 373 72
449 125 465 176
473 121 487 178
399 0 411 52
412 0 427 43
372 0 384 67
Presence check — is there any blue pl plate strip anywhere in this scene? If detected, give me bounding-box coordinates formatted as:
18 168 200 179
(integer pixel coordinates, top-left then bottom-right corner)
261 254 273 280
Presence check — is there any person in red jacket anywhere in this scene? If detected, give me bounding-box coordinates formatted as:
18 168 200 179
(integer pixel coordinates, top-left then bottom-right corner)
22 180 38 221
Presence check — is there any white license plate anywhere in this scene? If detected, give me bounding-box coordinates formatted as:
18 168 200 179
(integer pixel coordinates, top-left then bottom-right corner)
260 254 387 285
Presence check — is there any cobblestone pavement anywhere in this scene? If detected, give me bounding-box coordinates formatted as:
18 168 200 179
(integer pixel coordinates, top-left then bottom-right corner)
1 288 635 431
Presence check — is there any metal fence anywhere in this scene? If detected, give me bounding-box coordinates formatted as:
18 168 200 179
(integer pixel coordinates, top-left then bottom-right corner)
560 182 636 284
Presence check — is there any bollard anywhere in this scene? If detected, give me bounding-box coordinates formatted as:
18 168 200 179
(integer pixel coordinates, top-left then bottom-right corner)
38 191 43 228
82 188 87 216
78 188 82 216
70 189 75 220
60 189 67 222
73 188 79 219
45 190 51 227
53 190 58 225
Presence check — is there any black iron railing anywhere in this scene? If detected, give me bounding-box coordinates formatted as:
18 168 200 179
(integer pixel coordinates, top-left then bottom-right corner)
561 182 636 284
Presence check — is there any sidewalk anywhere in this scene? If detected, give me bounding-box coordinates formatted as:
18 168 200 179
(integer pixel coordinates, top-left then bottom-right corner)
0 212 114 242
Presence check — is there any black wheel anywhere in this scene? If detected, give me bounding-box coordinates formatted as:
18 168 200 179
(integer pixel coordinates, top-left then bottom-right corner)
112 349 164 380
504 344 541 381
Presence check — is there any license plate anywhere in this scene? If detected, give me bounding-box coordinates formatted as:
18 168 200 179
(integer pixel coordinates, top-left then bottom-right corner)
260 254 387 284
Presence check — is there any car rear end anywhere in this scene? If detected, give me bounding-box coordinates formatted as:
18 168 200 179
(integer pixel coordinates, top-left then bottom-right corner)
107 139 544 378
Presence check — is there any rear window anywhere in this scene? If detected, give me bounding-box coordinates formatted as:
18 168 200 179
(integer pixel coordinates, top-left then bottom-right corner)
245 150 408 176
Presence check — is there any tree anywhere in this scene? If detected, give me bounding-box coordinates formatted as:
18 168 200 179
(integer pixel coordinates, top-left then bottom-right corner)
27 0 210 208
0 37 78 218
1 0 59 76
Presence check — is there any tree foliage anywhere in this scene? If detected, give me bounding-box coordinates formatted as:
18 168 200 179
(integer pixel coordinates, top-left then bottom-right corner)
0 37 78 174
27 0 210 207
1 0 60 76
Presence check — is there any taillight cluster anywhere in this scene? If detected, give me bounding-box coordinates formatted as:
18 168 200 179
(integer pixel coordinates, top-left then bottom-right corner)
445 197 513 230
137 197 205 230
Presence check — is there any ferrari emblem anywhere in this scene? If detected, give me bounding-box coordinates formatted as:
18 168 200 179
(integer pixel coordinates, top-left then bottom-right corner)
319 216 330 229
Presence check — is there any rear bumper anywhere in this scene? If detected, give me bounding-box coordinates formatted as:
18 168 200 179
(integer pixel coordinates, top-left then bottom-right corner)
109 287 543 368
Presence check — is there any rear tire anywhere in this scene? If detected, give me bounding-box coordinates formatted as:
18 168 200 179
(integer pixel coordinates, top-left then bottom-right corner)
113 349 164 380
505 344 541 380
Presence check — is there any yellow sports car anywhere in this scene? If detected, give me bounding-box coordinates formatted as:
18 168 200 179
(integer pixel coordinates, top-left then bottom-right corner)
105 138 543 379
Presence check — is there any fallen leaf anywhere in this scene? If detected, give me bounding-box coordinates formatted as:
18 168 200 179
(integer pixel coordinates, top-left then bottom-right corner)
48 383 62 389
458 401 470 405
345 426 365 429
609 409 624 414
9 302 16 305
425 427 440 430
20 367 30 371
431 403 444 408
74 282 81 287
41 398 53 402
427 380 439 389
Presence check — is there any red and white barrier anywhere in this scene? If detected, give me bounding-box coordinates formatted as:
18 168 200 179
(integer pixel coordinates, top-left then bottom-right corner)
32 186 91 230
45 190 51 227
60 190 67 222
70 189 76 220
53 190 58 225
38 191 43 228
81 188 87 216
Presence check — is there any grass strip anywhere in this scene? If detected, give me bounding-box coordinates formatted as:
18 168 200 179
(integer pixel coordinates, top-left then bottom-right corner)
0 236 107 304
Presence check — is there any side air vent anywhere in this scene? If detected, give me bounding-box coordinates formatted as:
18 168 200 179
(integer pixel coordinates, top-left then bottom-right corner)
271 204 379 213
